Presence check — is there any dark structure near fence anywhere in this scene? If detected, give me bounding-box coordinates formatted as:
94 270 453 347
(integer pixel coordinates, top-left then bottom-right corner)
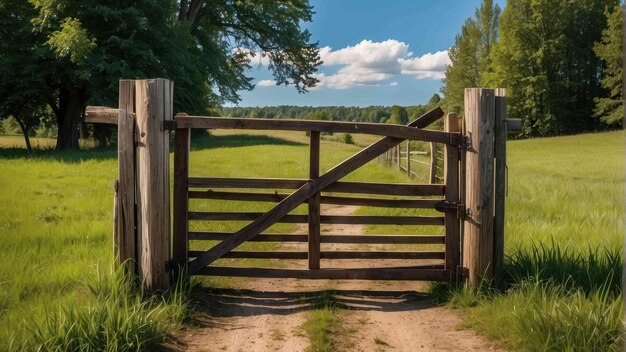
86 79 519 292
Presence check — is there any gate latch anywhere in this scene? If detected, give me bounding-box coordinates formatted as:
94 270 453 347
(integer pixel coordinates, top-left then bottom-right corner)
435 200 466 220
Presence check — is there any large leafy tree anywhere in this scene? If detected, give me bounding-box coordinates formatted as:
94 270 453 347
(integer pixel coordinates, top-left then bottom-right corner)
441 0 500 113
488 0 618 136
593 5 623 126
2 0 321 150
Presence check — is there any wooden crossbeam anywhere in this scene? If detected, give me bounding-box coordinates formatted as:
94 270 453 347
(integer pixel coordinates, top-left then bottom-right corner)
175 113 457 144
85 106 136 124
186 107 445 274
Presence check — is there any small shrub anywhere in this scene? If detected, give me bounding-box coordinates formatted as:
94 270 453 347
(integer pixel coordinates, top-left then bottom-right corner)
342 133 354 145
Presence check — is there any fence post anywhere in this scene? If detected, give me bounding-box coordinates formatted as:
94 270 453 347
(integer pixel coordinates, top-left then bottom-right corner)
406 142 411 177
308 131 321 269
116 80 137 270
493 89 507 288
135 78 173 292
444 113 461 280
396 145 401 171
463 88 495 286
429 142 437 183
173 125 190 279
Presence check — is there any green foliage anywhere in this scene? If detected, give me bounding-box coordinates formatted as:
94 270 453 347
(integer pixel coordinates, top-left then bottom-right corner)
304 111 331 121
46 17 96 64
386 105 408 125
441 0 500 113
342 133 354 145
488 0 618 136
593 5 623 125
2 0 321 149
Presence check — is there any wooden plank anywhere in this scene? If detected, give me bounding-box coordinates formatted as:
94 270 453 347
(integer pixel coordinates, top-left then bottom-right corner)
188 190 441 208
463 88 495 285
494 89 507 287
321 251 444 260
175 114 458 145
188 251 445 260
85 106 138 125
135 78 172 292
444 113 461 278
505 118 521 132
188 177 445 196
188 232 446 244
188 212 445 225
116 80 136 270
187 108 445 273
172 128 191 275
308 131 321 269
196 267 452 281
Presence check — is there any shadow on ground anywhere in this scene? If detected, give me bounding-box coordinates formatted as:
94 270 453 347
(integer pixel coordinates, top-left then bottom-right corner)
189 287 434 320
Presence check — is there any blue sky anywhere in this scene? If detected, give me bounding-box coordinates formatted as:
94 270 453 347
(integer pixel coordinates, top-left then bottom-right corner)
236 0 505 107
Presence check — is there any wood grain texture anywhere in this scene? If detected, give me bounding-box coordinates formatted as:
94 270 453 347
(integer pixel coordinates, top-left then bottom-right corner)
188 177 445 196
188 212 445 225
463 88 495 285
135 79 172 292
175 113 458 144
172 128 190 275
308 131 321 269
187 108 445 274
196 267 452 281
187 232 446 244
117 80 136 270
188 251 444 260
187 190 441 208
444 113 461 277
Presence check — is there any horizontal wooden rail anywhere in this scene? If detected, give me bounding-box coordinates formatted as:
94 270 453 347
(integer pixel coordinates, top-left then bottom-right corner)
188 190 442 208
196 266 452 280
189 250 445 260
175 115 461 145
188 212 445 225
188 232 446 244
188 177 445 196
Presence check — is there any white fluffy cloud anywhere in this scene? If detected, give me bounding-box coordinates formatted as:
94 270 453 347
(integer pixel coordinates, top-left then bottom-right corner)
399 50 451 79
256 79 277 87
316 40 449 89
243 40 450 90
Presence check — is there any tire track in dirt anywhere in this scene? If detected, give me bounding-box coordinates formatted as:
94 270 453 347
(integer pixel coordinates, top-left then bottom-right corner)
174 204 501 352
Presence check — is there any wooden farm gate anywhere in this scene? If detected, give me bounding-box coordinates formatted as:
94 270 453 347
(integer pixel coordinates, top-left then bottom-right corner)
86 79 515 292
171 107 464 282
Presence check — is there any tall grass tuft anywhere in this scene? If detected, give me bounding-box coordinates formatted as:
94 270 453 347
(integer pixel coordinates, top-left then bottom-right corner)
509 280 622 352
9 266 197 352
505 242 621 295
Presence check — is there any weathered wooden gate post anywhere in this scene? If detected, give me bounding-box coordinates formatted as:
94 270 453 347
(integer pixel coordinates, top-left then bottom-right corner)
135 78 173 291
463 88 495 285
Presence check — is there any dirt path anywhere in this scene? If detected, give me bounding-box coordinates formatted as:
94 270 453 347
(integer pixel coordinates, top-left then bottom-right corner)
175 205 500 352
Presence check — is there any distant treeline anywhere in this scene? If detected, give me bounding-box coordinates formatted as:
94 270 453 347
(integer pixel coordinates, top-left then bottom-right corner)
224 94 443 125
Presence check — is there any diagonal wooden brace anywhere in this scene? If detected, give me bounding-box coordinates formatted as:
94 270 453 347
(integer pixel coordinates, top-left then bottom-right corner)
187 107 445 274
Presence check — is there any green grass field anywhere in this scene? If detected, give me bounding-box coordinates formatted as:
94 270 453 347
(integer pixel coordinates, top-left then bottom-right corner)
0 129 622 351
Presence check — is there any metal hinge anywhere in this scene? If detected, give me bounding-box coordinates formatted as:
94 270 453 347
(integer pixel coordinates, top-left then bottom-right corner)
435 200 466 220
163 120 177 131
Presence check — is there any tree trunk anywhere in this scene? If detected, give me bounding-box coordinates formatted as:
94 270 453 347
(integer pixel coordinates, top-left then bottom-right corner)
55 87 85 150
14 115 32 153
